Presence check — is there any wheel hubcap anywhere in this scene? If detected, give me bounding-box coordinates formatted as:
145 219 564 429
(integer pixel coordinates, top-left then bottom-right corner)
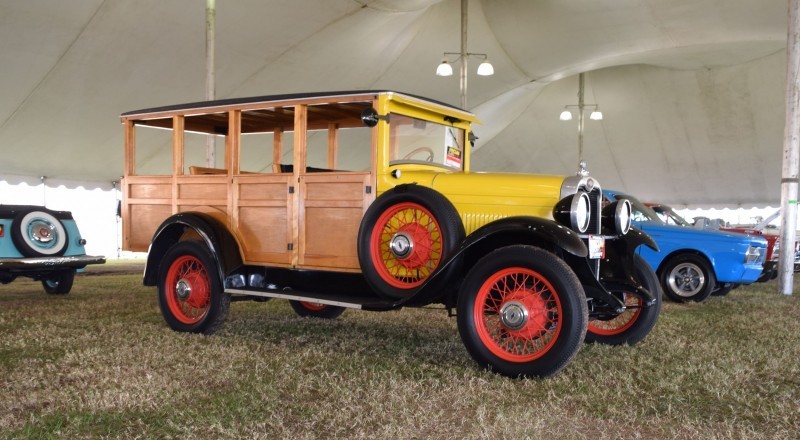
175 279 192 300
668 262 704 297
30 221 55 244
500 301 528 330
389 232 413 259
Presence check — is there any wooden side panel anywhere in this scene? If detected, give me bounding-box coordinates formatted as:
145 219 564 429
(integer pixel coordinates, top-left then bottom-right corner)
298 172 372 270
175 176 229 216
128 204 172 251
123 176 173 251
233 175 293 265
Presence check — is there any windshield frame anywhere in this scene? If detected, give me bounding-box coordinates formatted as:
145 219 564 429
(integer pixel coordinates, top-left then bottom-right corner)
613 194 664 224
387 113 466 171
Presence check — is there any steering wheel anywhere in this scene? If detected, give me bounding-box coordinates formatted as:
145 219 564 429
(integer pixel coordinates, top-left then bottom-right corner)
402 146 435 162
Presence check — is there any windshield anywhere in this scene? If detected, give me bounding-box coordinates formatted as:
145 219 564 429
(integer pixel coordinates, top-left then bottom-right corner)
613 194 663 224
652 205 692 227
388 114 465 170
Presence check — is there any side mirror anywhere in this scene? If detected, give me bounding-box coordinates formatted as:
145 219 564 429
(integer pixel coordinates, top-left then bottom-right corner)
468 131 477 148
361 107 383 127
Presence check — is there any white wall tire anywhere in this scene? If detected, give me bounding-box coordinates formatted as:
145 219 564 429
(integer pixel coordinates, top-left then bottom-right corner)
11 210 68 257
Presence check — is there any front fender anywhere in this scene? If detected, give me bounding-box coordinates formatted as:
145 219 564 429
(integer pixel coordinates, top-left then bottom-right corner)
143 213 243 286
400 216 588 307
461 216 588 259
598 227 659 306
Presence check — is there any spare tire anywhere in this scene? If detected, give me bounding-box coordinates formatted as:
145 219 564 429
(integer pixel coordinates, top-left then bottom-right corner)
357 185 464 299
11 209 69 257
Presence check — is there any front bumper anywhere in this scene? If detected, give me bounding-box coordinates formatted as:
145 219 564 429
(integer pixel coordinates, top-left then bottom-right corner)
0 255 106 270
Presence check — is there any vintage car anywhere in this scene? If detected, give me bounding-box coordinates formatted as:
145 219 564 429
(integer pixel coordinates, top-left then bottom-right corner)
120 91 661 378
648 203 779 284
0 205 105 294
604 191 767 302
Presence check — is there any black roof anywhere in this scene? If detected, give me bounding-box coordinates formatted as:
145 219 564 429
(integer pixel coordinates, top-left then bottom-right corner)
121 90 466 117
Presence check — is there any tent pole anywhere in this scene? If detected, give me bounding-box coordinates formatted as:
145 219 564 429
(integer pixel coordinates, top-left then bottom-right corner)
459 0 468 110
779 0 800 295
577 72 585 164
205 0 216 168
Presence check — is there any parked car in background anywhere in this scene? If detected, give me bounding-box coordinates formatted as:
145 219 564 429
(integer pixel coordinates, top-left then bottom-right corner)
604 191 768 302
0 205 105 294
120 90 662 378
648 203 781 283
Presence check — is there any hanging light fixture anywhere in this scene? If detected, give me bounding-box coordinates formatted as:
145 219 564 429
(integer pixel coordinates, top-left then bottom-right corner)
559 72 603 166
434 0 495 108
436 58 454 77
477 58 494 76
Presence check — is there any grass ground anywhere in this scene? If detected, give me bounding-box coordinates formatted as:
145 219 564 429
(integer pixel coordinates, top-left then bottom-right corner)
1 267 798 439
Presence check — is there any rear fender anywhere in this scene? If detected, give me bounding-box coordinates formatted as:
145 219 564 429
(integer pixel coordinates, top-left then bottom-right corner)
143 213 243 286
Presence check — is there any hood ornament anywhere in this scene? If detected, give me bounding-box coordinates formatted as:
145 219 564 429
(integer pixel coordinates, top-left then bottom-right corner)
577 160 589 177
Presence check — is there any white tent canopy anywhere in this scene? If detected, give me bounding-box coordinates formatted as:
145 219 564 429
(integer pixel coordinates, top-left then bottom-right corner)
0 0 790 207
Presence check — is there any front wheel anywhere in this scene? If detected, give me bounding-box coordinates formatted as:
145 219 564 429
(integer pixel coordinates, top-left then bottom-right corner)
289 300 346 319
41 270 75 295
457 246 588 378
157 240 230 334
660 254 715 303
586 254 661 345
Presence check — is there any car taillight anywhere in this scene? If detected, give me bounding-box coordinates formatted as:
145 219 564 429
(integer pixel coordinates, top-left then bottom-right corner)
745 245 764 264
0 224 4 237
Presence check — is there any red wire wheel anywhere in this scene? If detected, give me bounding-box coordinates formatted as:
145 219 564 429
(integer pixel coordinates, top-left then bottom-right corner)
164 255 211 325
369 202 443 289
473 267 563 362
289 300 346 319
358 185 464 299
157 240 230 334
587 293 641 336
584 254 661 346
457 246 587 378
298 301 327 311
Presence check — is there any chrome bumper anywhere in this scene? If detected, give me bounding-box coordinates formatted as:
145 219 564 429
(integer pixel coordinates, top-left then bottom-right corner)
0 255 106 270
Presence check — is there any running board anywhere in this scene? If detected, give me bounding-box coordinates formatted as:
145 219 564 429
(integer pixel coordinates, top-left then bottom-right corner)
224 288 399 311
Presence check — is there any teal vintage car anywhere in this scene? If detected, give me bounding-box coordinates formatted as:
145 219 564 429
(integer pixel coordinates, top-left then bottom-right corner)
0 205 105 294
603 191 768 303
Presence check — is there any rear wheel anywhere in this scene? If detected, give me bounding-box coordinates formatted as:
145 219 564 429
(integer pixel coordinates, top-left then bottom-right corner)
289 300 346 319
586 255 661 345
157 241 230 334
660 254 715 303
41 270 75 295
457 246 587 378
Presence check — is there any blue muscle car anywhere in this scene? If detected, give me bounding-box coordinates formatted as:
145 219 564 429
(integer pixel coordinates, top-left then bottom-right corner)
603 191 768 302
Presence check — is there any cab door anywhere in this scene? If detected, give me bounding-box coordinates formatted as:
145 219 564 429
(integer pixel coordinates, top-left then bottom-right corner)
295 106 376 271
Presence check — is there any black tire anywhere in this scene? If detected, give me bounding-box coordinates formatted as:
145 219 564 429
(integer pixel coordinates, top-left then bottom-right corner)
712 283 738 296
586 254 661 345
659 253 715 303
357 185 465 299
456 245 588 378
11 209 68 257
289 300 346 319
41 270 75 295
157 241 230 334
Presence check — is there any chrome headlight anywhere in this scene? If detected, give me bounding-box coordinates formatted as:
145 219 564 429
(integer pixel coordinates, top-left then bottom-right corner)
554 192 591 233
602 199 632 236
